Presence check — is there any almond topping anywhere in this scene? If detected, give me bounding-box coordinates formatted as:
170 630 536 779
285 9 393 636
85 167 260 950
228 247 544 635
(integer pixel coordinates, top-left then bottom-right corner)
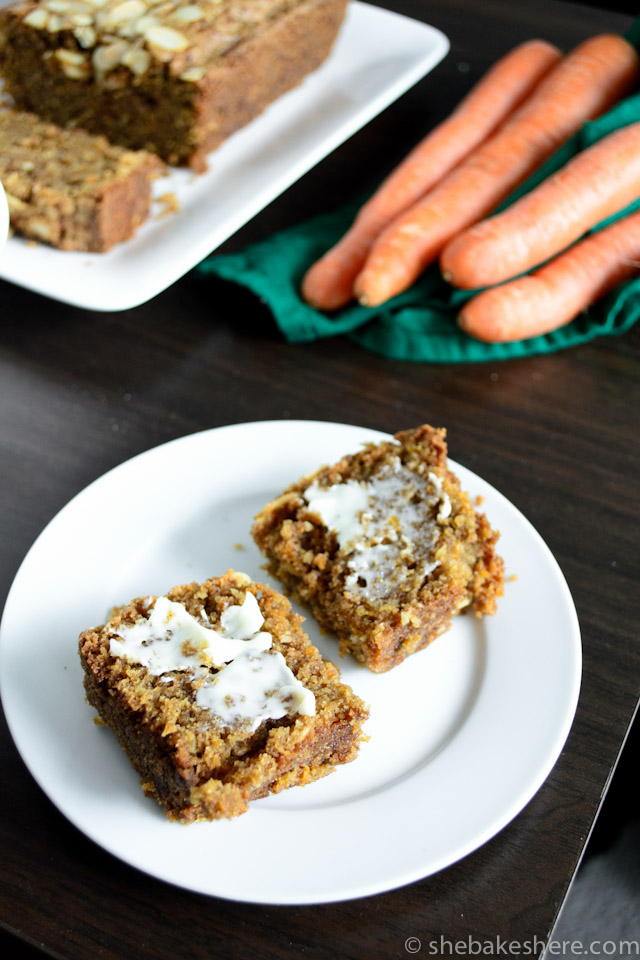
60 61 90 79
70 13 94 26
144 25 189 52
45 0 71 12
173 5 204 23
121 46 151 75
74 25 97 46
124 13 158 36
104 0 147 27
55 48 87 65
92 39 130 72
23 8 50 28
179 66 205 82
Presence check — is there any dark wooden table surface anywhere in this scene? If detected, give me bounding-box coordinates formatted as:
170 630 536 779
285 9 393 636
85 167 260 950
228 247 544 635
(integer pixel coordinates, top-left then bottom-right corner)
1 1 638 957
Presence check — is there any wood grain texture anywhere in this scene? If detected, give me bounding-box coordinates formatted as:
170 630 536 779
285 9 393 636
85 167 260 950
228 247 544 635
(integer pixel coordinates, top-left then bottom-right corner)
1 2 638 958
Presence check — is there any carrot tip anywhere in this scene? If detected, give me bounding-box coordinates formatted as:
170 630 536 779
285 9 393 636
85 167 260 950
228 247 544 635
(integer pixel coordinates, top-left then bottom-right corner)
457 311 469 332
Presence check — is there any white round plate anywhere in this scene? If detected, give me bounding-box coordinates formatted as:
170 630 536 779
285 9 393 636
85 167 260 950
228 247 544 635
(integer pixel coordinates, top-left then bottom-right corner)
0 421 581 904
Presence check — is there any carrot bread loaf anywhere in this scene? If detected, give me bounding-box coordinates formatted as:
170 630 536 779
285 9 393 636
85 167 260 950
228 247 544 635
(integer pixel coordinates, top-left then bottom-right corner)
78 571 368 822
252 425 505 673
0 108 161 250
0 0 349 171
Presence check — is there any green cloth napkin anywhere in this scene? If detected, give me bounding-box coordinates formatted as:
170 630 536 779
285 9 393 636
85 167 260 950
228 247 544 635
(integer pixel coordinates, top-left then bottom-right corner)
198 31 640 363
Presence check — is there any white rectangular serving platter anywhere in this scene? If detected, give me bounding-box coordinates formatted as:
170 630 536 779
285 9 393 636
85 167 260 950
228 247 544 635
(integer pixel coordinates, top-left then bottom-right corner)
0 1 448 311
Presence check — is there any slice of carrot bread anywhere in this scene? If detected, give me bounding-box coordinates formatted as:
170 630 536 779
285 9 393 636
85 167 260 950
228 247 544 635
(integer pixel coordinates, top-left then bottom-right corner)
79 570 368 822
252 424 505 673
0 108 161 250
0 0 349 171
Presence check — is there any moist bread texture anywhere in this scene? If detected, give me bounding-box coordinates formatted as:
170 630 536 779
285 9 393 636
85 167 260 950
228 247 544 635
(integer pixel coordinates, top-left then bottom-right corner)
252 425 505 673
79 570 368 822
0 108 161 250
0 0 349 170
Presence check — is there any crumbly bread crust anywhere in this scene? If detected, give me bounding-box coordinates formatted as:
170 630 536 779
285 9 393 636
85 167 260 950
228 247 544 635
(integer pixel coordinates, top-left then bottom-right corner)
252 425 505 673
79 570 368 822
0 108 161 250
0 0 349 169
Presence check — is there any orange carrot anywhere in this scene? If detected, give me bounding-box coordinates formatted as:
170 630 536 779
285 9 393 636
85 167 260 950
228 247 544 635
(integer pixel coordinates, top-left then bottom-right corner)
300 39 562 310
355 33 640 308
441 122 640 289
457 207 640 342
